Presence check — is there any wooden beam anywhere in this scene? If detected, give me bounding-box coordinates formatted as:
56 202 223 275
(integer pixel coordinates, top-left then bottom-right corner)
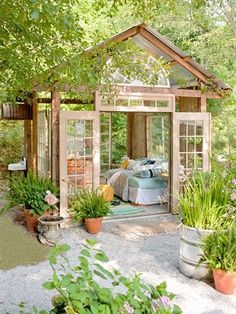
32 92 38 172
51 91 60 185
140 28 209 83
166 56 191 66
200 95 207 112
37 98 92 104
33 84 222 98
115 85 222 98
24 120 32 171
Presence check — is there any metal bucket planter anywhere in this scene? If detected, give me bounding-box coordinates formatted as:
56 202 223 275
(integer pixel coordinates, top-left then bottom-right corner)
179 223 213 280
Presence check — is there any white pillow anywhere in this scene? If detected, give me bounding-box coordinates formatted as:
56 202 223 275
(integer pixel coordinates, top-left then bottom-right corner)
134 164 154 173
126 159 138 170
161 161 168 172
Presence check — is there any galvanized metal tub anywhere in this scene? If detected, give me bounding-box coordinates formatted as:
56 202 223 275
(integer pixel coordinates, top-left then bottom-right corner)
179 223 213 280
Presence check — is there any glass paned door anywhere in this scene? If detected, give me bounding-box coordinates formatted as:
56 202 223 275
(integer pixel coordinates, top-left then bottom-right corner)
171 112 211 211
37 110 51 177
60 111 100 217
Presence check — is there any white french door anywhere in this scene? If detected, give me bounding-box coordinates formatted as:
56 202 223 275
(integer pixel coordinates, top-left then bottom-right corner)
60 111 100 218
171 112 211 211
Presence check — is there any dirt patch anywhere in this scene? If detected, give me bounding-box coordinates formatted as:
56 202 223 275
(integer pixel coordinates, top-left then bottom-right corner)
102 214 179 239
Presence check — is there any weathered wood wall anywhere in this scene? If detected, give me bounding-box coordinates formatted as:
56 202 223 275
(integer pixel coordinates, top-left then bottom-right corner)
127 113 147 159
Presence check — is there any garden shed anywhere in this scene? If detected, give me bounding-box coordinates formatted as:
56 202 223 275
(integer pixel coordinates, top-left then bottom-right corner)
2 23 230 222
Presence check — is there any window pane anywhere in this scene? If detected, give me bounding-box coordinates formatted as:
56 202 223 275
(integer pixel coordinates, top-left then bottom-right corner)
180 121 187 136
179 137 187 153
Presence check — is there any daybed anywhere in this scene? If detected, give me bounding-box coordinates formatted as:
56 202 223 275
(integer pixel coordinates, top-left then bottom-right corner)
105 159 168 205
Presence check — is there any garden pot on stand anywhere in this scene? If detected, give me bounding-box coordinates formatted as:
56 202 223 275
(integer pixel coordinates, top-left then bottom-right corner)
213 269 236 295
84 217 103 234
38 215 64 243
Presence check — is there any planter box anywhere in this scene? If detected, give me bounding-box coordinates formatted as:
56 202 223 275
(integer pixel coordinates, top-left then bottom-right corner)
1 103 32 120
179 223 213 280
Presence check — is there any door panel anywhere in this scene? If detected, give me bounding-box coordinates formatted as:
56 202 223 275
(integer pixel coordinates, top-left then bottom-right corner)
60 111 100 217
171 112 211 211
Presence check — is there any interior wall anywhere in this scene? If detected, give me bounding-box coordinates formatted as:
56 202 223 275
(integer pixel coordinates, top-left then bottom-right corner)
127 113 147 159
178 97 200 112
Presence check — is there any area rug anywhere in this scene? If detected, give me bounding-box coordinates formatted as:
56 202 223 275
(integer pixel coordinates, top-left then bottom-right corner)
109 203 145 216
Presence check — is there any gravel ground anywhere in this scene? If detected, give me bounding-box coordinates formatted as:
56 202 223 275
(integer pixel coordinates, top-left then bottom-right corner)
0 215 235 314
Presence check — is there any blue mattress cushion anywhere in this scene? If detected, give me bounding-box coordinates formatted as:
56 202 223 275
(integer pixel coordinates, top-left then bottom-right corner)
129 176 167 189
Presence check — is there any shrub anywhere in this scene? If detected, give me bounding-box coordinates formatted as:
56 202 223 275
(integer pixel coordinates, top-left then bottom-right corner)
0 120 23 177
8 171 59 216
200 227 236 272
41 240 182 314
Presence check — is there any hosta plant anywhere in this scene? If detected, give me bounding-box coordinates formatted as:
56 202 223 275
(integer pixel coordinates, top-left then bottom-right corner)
42 240 182 314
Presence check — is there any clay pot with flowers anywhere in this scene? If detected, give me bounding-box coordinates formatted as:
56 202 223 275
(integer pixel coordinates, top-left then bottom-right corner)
9 172 59 233
38 191 64 243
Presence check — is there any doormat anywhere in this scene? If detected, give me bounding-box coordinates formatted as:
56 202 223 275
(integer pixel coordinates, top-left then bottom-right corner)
109 204 145 216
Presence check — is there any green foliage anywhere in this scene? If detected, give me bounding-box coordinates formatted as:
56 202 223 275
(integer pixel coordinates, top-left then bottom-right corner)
68 189 111 220
41 240 182 314
0 120 23 175
111 113 127 165
7 171 59 216
200 228 236 272
179 170 234 230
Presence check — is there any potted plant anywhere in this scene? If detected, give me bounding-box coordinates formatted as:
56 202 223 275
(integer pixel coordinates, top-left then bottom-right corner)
68 188 111 234
178 170 234 279
200 227 236 294
9 172 59 233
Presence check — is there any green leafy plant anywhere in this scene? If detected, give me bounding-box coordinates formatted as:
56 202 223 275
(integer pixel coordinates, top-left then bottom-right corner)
7 171 59 216
0 120 24 177
41 240 182 314
68 188 111 220
179 170 234 230
200 227 236 272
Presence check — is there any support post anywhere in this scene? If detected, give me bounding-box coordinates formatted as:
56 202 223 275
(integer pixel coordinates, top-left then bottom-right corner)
51 91 60 185
24 120 32 171
32 92 38 172
200 95 207 112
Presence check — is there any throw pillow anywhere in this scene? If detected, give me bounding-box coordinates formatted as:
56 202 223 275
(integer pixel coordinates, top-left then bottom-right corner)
120 159 129 169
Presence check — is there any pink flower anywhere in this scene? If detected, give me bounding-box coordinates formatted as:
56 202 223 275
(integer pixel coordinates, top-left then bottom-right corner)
44 191 58 206
120 302 134 314
232 179 236 185
151 296 173 311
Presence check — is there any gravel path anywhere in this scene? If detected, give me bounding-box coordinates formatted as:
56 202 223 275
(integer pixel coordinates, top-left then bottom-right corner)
0 215 235 314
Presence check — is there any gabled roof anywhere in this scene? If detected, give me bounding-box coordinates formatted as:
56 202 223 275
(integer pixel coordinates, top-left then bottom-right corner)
88 22 230 91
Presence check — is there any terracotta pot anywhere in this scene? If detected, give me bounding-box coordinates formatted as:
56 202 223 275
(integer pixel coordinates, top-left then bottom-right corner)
213 269 236 295
84 217 103 234
24 209 39 233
